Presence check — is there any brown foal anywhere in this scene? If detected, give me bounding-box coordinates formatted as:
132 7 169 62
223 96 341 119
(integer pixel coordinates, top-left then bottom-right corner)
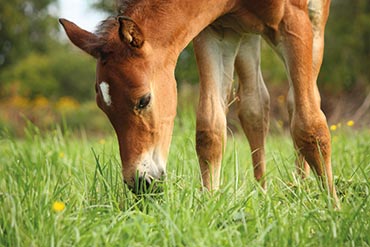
60 0 339 206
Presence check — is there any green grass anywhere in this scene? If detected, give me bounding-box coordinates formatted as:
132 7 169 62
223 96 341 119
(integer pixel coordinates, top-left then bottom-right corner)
0 111 369 247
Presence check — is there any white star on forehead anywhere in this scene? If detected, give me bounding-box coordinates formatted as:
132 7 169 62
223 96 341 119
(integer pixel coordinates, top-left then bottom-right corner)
99 81 112 106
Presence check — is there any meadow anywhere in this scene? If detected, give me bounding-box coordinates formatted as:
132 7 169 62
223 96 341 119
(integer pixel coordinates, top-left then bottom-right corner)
0 109 369 247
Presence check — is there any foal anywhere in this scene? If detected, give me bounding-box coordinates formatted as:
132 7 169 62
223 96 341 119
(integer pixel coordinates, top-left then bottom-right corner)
60 0 339 205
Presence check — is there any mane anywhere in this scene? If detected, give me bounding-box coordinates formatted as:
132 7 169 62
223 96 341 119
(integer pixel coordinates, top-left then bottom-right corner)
116 0 137 14
117 0 170 20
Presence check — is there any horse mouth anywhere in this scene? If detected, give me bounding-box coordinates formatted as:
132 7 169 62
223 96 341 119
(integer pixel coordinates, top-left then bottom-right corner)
123 150 167 194
127 174 165 194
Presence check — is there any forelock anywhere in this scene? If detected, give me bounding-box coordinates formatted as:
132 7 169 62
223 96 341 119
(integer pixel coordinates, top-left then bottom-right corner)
90 17 123 58
87 1 140 58
94 17 118 43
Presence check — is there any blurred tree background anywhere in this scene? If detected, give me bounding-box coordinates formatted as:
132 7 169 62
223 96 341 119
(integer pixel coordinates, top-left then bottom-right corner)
0 0 369 136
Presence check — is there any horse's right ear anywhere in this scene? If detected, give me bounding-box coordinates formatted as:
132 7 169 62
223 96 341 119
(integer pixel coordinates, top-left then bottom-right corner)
59 18 99 58
118 17 145 48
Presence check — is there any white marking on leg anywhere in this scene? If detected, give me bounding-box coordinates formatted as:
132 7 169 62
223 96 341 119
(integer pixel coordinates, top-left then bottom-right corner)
99 81 112 106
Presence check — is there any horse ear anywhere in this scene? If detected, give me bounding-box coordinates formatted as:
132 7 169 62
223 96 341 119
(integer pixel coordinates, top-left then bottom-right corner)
59 18 100 58
118 17 145 48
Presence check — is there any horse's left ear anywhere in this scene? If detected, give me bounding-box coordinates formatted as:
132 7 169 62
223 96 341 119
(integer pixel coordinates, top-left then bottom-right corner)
59 18 100 58
118 17 145 48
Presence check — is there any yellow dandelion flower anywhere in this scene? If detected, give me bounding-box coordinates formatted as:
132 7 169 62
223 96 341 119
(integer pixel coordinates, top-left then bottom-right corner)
330 125 337 131
346 120 354 127
52 201 65 212
59 152 65 158
99 139 106 145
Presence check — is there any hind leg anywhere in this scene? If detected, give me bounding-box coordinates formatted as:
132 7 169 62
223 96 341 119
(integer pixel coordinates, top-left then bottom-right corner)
235 34 270 189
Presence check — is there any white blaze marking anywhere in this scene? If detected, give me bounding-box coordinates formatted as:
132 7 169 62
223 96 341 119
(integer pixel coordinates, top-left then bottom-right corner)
99 81 112 106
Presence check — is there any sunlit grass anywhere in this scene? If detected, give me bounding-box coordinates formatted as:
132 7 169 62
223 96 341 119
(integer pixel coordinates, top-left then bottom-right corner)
0 112 369 246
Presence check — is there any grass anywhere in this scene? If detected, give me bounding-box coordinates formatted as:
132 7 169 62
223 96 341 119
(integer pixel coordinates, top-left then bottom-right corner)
0 110 369 247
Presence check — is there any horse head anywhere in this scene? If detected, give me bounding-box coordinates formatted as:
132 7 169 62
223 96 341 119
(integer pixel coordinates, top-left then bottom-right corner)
59 16 177 192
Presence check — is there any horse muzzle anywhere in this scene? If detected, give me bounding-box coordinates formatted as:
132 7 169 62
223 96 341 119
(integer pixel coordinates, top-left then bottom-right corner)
123 150 167 194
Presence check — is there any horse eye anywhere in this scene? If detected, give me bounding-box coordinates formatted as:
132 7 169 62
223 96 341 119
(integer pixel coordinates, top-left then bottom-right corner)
136 93 151 110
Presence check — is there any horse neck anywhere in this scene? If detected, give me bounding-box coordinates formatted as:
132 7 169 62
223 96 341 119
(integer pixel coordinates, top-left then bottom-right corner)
127 0 236 59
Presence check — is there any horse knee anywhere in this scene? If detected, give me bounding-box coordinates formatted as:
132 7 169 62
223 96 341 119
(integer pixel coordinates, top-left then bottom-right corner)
196 102 226 156
238 92 270 131
196 129 224 161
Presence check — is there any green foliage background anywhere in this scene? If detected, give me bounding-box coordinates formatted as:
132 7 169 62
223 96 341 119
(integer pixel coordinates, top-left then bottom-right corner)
320 0 370 92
